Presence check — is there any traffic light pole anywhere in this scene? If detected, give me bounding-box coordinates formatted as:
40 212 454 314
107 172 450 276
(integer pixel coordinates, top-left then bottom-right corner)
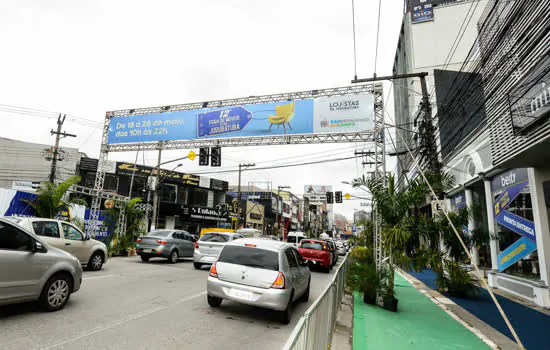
237 163 255 228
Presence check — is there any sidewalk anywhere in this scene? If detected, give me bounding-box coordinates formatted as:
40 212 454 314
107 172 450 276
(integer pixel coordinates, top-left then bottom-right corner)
410 269 550 350
353 273 491 350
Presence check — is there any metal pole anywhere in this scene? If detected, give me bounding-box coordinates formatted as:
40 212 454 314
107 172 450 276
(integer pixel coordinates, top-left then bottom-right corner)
237 164 242 228
276 187 280 240
151 149 162 230
128 149 140 198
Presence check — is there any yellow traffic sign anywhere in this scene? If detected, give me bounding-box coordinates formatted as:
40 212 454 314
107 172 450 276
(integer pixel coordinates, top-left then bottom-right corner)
344 193 351 200
187 150 197 161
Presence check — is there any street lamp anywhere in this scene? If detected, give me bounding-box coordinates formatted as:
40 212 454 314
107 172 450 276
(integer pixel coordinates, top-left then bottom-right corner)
276 185 290 241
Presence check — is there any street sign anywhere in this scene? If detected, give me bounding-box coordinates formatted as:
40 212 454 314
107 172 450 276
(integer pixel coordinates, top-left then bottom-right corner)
431 200 447 215
344 193 351 200
187 150 197 161
197 106 252 138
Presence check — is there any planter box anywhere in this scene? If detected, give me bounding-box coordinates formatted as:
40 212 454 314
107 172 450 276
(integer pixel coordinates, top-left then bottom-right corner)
378 295 399 312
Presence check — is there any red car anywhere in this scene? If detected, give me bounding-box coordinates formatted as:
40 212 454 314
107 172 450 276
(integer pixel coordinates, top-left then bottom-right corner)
298 239 332 272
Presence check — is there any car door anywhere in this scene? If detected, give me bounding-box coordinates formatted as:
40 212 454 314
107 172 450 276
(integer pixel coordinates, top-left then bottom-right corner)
284 248 301 298
61 222 90 264
291 247 308 292
182 232 196 257
0 221 46 301
30 220 64 250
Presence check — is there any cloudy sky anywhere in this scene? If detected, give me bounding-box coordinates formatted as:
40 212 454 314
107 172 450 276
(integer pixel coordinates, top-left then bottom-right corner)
0 0 404 220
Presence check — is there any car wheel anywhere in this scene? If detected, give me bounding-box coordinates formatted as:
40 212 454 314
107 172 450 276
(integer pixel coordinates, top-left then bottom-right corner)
193 262 202 270
141 255 150 262
40 273 72 312
279 292 293 324
207 295 222 307
299 281 310 302
88 252 104 271
168 250 178 264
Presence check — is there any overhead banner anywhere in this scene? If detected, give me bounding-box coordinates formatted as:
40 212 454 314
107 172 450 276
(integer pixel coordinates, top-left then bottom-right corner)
106 94 374 144
491 168 537 272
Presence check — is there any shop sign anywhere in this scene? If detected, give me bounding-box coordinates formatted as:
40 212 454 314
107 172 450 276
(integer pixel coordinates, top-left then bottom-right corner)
183 206 227 222
498 237 537 272
412 4 434 24
249 212 263 221
452 191 466 211
199 176 211 188
210 179 228 191
79 157 98 172
116 162 200 185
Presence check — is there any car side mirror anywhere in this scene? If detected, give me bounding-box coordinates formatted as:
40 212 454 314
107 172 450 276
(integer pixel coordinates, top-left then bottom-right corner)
31 241 44 252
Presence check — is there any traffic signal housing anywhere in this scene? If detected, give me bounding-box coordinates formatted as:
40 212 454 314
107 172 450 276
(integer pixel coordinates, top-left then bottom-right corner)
335 191 342 203
326 191 334 204
211 147 222 167
199 147 209 166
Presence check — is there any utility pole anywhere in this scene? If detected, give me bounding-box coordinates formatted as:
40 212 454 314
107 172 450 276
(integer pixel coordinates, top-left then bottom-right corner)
237 163 255 228
276 185 290 240
49 114 76 183
418 75 440 174
150 149 162 231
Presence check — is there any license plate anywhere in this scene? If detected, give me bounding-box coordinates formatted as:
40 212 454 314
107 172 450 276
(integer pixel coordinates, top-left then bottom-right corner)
229 289 254 301
143 249 152 253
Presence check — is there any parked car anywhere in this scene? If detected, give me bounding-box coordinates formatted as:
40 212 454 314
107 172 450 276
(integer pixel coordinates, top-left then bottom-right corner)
193 231 243 269
0 217 82 311
206 238 311 324
286 231 307 246
137 230 196 263
10 217 108 271
336 241 346 256
297 239 332 272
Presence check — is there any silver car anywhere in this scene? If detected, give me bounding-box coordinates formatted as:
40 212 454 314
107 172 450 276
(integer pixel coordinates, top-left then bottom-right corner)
206 238 311 324
0 218 82 311
137 230 196 263
11 217 108 271
193 231 243 269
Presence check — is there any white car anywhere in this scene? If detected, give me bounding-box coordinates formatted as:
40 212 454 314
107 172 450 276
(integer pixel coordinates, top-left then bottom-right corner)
193 231 243 269
7 217 108 271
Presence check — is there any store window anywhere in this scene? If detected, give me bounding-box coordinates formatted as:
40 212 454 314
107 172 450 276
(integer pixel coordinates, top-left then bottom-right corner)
192 188 209 207
491 169 539 279
160 183 178 203
177 187 188 205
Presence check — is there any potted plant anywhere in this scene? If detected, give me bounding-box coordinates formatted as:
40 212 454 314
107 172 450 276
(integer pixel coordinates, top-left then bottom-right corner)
346 246 381 304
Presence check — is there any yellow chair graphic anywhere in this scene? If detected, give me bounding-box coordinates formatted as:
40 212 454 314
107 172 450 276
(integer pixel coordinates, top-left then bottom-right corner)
268 102 295 133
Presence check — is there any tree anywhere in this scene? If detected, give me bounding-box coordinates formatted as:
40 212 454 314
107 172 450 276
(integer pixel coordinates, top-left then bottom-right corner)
24 175 86 219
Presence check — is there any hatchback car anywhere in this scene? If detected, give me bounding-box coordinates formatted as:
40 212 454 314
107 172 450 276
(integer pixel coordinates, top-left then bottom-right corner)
206 238 311 324
0 218 82 311
193 231 243 269
11 217 108 271
137 229 196 263
298 239 332 272
336 241 346 256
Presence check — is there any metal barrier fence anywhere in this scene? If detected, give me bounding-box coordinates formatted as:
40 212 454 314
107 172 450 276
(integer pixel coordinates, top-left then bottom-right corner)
283 256 349 350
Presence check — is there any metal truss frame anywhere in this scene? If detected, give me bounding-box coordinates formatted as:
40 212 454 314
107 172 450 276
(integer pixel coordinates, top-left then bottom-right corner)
86 83 383 238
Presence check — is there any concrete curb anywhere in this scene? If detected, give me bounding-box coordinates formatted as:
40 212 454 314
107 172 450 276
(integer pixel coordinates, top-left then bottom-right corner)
398 270 520 350
331 292 354 350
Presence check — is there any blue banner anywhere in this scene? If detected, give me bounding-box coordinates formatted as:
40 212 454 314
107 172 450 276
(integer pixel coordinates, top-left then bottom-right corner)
493 180 529 217
4 191 37 217
452 191 466 211
411 4 434 24
490 168 529 193
84 209 114 240
498 237 537 272
106 93 374 144
495 210 536 241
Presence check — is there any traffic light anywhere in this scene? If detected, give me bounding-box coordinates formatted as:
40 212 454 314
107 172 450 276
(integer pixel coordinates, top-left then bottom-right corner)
211 147 221 167
335 191 342 203
326 191 334 204
199 147 209 166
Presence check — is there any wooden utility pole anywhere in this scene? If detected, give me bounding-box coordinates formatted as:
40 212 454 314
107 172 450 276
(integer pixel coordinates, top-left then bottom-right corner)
49 114 76 183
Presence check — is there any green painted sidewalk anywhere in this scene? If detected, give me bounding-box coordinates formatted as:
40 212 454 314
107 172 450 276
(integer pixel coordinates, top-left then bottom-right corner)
353 274 490 350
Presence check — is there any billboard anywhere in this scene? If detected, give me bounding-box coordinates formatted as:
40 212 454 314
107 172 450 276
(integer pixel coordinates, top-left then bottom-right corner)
304 185 333 194
107 94 373 144
412 4 434 23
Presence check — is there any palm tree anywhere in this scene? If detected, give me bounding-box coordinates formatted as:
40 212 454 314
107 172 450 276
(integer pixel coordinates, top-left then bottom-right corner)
24 175 85 219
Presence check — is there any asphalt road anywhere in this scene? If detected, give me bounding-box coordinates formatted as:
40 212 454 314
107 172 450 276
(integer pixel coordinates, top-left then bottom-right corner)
0 255 345 350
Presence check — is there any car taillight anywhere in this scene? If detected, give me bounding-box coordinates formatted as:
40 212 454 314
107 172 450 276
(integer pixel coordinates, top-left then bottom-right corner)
271 272 286 289
136 238 142 243
209 262 218 278
156 239 167 245
194 241 199 249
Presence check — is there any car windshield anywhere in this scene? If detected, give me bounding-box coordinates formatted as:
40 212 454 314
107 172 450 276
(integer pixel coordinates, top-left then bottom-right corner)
301 241 324 250
218 245 279 271
147 230 171 237
200 233 230 242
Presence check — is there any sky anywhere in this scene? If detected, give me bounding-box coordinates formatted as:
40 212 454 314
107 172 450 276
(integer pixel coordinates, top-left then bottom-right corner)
0 0 404 220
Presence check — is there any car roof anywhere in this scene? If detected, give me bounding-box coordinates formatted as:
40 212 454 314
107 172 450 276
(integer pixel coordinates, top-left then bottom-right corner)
301 239 325 244
226 238 288 252
202 231 237 236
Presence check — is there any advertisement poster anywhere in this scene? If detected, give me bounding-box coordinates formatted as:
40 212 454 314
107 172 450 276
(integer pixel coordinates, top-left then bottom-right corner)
492 168 537 271
412 4 434 24
107 94 374 144
304 185 333 194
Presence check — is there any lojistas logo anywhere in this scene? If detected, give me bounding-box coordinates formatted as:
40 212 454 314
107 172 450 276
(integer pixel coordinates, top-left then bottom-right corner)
328 100 360 111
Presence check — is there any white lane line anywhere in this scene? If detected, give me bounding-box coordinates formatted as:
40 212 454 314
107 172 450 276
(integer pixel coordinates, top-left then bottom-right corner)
176 291 207 304
41 292 205 349
82 274 114 281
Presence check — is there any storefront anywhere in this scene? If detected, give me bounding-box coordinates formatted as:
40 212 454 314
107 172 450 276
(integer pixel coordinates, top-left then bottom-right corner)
485 168 550 307
181 205 229 235
245 200 264 231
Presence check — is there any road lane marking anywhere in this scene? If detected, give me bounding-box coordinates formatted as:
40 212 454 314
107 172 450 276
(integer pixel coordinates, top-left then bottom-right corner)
41 291 205 349
82 274 114 281
176 291 207 304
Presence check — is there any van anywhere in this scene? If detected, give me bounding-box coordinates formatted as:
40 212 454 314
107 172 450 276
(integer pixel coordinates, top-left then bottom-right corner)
286 231 307 246
236 228 262 238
